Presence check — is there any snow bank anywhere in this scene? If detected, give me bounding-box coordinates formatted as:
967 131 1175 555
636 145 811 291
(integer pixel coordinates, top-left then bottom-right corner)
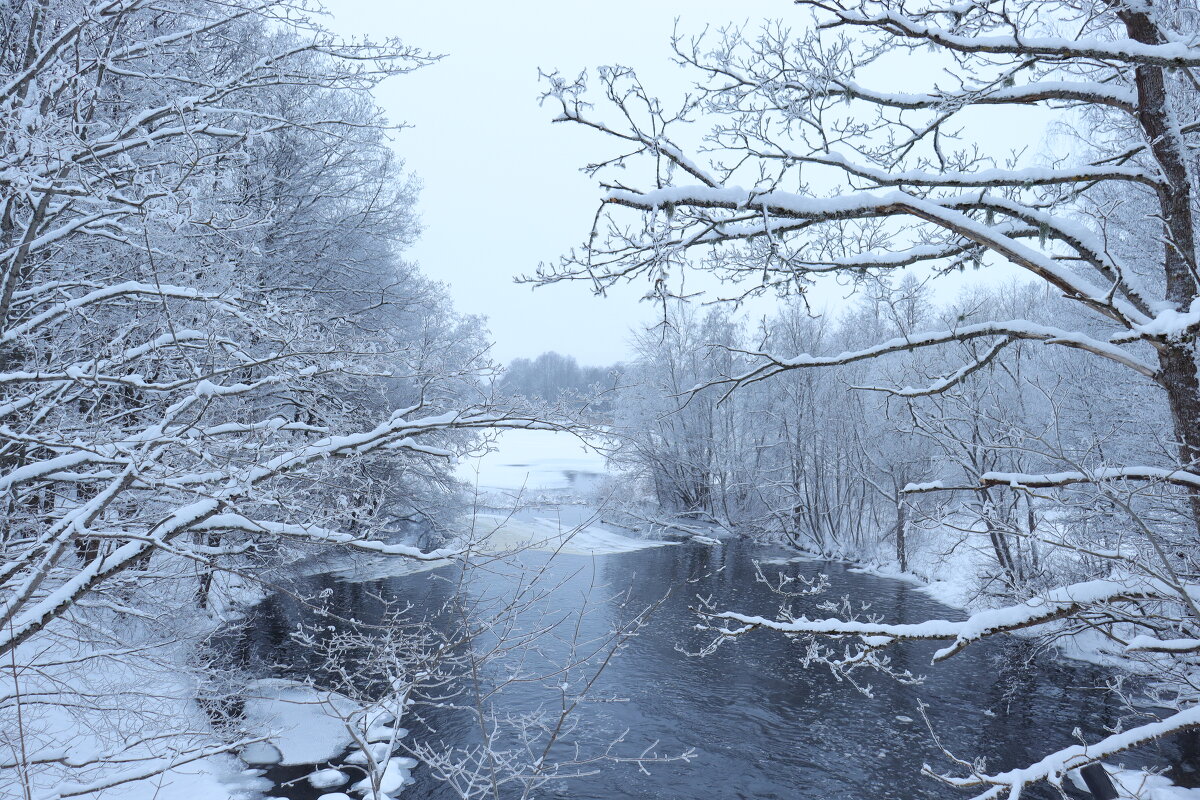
6 608 260 800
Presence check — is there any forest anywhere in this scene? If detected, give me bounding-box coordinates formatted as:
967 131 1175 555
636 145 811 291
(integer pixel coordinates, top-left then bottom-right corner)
2 1 1200 799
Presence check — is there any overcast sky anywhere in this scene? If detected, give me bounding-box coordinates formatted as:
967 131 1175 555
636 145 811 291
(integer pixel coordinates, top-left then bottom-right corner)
325 1 1044 367
323 1 796 366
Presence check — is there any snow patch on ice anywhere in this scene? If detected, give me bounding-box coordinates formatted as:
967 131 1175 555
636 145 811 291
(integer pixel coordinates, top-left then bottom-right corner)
308 767 348 788
241 741 283 765
349 756 415 795
346 742 393 765
241 679 359 766
456 429 607 493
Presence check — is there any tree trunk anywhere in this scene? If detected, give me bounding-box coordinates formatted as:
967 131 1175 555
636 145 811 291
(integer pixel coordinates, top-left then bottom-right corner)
1160 345 1200 531
1121 4 1200 535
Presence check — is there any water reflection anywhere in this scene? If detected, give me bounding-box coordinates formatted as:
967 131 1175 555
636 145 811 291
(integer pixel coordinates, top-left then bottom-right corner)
226 542 1190 800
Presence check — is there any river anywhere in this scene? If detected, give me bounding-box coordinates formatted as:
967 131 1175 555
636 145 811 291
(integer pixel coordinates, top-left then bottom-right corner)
221 431 1195 800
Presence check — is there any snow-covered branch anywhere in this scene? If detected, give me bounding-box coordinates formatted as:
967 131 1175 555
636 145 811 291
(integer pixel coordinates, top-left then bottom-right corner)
705 577 1174 663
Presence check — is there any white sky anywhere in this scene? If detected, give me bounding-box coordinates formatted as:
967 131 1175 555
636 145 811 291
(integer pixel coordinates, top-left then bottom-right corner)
325 1 1044 366
323 0 794 365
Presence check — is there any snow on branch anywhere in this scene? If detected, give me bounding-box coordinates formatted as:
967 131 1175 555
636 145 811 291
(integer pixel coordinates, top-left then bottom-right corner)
926 704 1200 799
812 4 1200 67
698 319 1158 399
760 150 1161 191
903 466 1200 493
851 337 1013 397
0 282 238 344
604 186 1151 327
0 408 562 657
706 577 1179 663
193 515 459 560
825 77 1140 112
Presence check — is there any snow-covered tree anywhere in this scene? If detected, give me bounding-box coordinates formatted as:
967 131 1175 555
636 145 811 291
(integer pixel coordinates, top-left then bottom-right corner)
604 305 757 521
0 1 547 793
498 351 619 410
541 1 1200 796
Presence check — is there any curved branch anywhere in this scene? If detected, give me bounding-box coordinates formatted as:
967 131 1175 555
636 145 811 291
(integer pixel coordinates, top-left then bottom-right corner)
703 319 1158 396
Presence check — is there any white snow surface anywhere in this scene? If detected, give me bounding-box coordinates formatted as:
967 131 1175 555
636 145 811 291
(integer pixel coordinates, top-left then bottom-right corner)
346 743 393 765
6 617 263 800
1096 767 1200 799
456 429 607 492
241 679 360 766
350 757 414 795
308 767 349 788
1132 298 1200 338
241 741 283 766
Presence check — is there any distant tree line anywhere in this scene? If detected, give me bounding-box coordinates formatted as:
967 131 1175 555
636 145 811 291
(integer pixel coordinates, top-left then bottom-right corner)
498 351 622 410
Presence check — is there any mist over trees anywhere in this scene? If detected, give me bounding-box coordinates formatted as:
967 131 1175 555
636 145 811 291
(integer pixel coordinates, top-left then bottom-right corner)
497 351 620 409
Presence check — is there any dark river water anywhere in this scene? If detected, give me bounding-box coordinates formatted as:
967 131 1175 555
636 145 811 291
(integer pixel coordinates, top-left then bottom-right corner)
222 533 1197 800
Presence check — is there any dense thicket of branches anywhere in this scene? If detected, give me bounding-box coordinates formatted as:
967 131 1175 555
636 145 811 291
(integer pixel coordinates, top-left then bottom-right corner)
543 0 1200 796
0 1 547 793
607 280 1158 588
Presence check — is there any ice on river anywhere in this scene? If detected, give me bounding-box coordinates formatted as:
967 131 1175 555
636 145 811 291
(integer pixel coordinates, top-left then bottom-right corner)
448 429 669 555
456 429 607 493
461 512 672 555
